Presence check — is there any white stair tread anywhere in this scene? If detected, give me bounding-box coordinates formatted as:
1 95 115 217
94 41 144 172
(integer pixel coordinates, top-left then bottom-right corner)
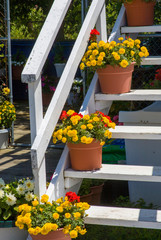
85 206 161 229
142 56 161 65
95 89 161 101
110 125 161 140
121 25 161 34
64 164 161 182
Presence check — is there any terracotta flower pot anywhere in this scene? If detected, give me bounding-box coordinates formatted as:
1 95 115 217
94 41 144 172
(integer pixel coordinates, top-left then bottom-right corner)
42 92 53 106
124 0 156 26
80 192 93 204
67 140 102 171
30 229 71 240
90 183 104 205
97 63 134 94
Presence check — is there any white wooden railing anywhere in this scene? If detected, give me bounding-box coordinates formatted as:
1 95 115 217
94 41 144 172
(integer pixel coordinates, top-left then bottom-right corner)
22 0 109 199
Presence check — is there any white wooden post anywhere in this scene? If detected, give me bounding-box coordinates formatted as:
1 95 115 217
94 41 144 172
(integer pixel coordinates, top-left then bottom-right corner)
28 77 46 197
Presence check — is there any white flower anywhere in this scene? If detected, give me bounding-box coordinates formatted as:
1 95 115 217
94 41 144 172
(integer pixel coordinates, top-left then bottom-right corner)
0 189 4 199
24 180 34 191
6 193 17 206
0 178 5 189
25 192 34 202
16 184 25 195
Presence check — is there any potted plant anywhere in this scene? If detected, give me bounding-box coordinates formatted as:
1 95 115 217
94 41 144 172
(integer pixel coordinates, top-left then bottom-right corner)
143 68 161 89
16 191 90 240
12 50 26 81
53 109 115 171
121 0 156 26
0 83 16 149
0 178 35 240
80 29 149 94
41 75 56 106
90 179 105 205
53 44 66 78
78 179 93 204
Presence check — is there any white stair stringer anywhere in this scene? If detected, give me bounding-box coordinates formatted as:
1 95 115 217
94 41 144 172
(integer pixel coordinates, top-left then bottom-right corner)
64 164 161 188
85 206 161 229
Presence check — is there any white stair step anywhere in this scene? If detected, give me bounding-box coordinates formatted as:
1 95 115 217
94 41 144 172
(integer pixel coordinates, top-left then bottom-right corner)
64 164 161 183
95 89 161 101
110 125 161 140
121 25 161 34
142 56 161 65
85 206 161 229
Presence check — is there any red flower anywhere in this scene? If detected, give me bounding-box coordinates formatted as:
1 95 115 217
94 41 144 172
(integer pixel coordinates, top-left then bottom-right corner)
71 112 83 118
155 68 161 81
89 29 100 42
60 111 68 120
65 192 80 203
90 29 100 36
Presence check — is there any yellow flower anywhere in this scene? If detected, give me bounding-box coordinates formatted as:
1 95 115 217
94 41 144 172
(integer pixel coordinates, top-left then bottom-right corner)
114 54 120 61
136 44 140 49
110 41 116 47
81 202 90 210
91 42 97 48
131 50 135 56
93 116 99 122
98 40 105 47
89 55 95 61
97 61 102 66
83 114 90 120
79 229 87 235
92 49 99 56
97 56 103 61
56 197 63 203
87 123 93 129
81 136 87 144
62 137 67 143
32 200 39 207
51 224 58 231
56 206 63 213
119 48 125 54
82 57 86 62
103 43 109 49
86 61 91 67
67 110 75 115
2 87 10 95
81 125 86 130
86 137 93 144
135 39 141 45
141 46 147 53
144 51 149 57
120 59 128 68
57 134 62 140
139 52 144 57
100 141 105 146
91 60 96 66
72 135 78 142
73 212 81 219
100 52 105 57
80 63 85 70
69 230 78 238
41 194 49 203
53 212 60 220
118 37 124 41
65 213 71 218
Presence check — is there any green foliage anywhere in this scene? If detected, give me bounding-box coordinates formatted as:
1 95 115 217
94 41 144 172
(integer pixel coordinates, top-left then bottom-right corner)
11 6 46 39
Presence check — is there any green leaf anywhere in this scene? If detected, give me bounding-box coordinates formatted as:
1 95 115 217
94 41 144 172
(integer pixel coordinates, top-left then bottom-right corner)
3 210 12 220
0 208 2 215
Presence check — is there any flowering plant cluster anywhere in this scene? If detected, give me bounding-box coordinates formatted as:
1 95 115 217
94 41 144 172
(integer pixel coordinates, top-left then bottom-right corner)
143 68 161 89
0 83 16 129
0 178 35 221
16 192 90 238
41 75 56 94
53 109 115 145
80 30 149 71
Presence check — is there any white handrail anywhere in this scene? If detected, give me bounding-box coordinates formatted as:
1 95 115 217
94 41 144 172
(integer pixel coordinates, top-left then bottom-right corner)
31 0 106 170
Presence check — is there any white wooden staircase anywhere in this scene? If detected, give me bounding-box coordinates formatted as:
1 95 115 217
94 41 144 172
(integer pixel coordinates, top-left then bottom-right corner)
22 0 161 236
